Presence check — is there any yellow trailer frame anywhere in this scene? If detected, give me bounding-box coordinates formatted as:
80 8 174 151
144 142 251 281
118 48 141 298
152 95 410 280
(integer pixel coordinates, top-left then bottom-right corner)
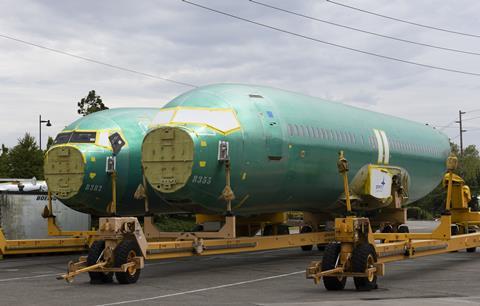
306 152 480 291
57 214 334 283
58 159 336 284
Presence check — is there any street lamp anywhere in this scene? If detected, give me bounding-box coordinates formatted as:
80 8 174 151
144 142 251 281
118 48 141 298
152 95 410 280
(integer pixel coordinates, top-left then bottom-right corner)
39 115 52 150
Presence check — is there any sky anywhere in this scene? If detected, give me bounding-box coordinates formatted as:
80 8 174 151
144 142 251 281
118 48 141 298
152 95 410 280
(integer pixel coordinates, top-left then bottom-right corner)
1 0 480 150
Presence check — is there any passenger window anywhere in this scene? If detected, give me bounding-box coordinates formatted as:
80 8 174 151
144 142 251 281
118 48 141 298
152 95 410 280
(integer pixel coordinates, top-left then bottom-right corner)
294 124 300 136
307 126 312 138
336 131 342 142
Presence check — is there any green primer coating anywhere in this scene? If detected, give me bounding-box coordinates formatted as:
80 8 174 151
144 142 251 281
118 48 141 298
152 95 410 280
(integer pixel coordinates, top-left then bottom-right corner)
45 84 450 217
46 108 175 216
146 84 450 215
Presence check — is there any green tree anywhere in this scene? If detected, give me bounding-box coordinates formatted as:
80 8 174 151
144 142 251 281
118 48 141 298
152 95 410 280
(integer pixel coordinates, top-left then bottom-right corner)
77 90 108 116
46 136 54 150
411 143 480 218
0 144 9 177
7 133 44 179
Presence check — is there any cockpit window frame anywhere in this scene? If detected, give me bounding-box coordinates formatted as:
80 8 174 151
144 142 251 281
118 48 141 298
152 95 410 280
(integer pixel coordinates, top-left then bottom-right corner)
53 132 73 145
50 129 129 151
69 131 97 144
150 107 241 135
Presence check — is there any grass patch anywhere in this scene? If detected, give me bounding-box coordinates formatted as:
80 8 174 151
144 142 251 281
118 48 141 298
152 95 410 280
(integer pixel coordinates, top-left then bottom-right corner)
154 214 196 232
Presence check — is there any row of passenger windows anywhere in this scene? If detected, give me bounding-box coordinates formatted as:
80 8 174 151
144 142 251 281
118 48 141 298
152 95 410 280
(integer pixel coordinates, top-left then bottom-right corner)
287 123 444 157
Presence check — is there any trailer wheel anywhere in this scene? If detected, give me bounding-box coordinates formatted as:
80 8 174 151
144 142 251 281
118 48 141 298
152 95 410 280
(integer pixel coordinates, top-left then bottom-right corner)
451 224 459 235
114 240 141 284
397 225 409 233
300 226 313 251
263 224 274 236
321 242 346 291
381 224 394 233
467 229 477 253
87 240 113 284
277 224 290 235
352 243 378 291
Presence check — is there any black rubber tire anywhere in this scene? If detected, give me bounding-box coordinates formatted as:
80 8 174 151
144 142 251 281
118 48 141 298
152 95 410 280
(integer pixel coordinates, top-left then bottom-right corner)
397 225 409 233
451 224 459 235
263 224 274 236
381 224 394 233
87 240 113 284
114 240 142 284
321 242 346 291
352 243 378 291
300 226 313 251
277 224 290 235
467 229 477 253
191 224 204 232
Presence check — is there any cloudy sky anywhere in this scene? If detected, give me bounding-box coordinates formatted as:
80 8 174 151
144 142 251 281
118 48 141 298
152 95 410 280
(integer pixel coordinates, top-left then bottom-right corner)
1 0 480 150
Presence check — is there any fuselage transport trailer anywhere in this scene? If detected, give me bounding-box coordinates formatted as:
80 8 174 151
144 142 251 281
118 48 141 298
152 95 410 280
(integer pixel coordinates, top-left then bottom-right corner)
58 153 480 290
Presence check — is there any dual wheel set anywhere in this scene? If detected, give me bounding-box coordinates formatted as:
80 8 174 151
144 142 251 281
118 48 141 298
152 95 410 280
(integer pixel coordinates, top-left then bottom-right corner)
87 240 142 284
322 242 378 291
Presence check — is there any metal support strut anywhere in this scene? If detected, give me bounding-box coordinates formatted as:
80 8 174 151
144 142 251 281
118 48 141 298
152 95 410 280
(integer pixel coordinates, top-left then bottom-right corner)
306 152 480 291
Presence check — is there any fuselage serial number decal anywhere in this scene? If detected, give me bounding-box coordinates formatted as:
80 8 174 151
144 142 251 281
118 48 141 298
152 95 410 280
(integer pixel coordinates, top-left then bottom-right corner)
192 175 212 185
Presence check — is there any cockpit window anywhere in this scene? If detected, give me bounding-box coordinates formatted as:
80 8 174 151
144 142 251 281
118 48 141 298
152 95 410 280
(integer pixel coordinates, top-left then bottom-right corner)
151 107 241 133
69 132 97 143
53 132 72 144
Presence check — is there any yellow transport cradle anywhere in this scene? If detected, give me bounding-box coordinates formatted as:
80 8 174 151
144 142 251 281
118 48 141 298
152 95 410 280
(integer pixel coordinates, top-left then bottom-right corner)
306 152 480 291
57 160 334 284
57 152 480 288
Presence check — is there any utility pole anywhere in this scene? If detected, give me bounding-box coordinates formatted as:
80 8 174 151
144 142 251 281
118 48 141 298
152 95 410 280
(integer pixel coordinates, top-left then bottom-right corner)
456 110 466 155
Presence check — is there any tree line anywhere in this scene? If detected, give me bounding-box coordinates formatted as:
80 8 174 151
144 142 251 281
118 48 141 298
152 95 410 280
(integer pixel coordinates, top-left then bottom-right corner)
410 143 480 219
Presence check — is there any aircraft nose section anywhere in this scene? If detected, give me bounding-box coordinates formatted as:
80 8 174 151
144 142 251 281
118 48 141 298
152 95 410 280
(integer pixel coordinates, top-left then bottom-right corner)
142 126 194 193
44 146 85 199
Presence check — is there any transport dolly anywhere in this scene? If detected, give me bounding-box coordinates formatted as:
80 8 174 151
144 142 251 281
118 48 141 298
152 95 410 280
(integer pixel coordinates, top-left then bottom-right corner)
57 158 334 284
306 152 480 291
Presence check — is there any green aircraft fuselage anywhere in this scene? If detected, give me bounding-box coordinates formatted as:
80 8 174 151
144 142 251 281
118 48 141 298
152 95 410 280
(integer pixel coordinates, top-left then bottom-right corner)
45 84 450 216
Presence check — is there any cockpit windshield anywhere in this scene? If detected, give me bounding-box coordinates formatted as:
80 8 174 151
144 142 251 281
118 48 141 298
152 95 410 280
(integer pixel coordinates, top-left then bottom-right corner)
70 132 96 143
150 107 241 133
53 131 97 145
53 132 72 144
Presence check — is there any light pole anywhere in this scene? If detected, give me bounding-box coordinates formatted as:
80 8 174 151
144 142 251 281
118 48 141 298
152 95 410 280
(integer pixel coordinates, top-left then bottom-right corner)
39 115 52 150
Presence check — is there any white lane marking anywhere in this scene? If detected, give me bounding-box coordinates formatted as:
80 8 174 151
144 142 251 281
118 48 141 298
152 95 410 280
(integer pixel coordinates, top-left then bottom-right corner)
95 270 304 306
373 129 384 164
380 130 389 164
0 273 59 282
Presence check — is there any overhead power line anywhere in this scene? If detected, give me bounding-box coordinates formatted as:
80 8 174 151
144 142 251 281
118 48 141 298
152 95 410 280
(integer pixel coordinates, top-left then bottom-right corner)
0 33 197 88
465 108 480 114
182 0 480 77
250 0 480 56
462 115 480 122
438 120 457 131
325 0 480 39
